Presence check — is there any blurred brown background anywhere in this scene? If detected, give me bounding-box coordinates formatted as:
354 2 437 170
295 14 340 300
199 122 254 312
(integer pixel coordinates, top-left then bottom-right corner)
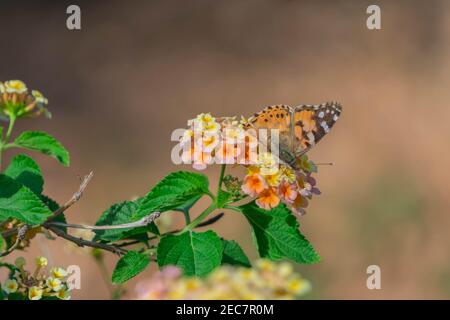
1 0 450 299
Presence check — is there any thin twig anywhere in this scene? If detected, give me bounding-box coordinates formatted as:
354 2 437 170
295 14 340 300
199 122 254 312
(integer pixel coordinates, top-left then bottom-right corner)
117 212 226 247
0 225 28 257
46 171 94 221
45 225 127 256
46 212 161 230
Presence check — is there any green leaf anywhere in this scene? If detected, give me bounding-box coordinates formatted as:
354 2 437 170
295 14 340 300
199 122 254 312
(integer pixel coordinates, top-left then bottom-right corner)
13 131 70 166
216 190 232 208
112 251 150 284
94 199 159 242
221 239 251 267
240 202 320 264
136 171 209 219
4 155 44 194
40 195 67 233
0 174 52 225
157 230 223 276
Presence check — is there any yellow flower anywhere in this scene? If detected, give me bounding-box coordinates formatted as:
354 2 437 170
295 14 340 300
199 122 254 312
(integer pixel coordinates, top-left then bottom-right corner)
210 268 231 283
265 172 281 187
56 288 71 300
196 112 215 124
15 257 26 268
4 279 18 294
46 277 63 292
28 286 43 300
180 129 194 145
51 267 68 279
36 256 48 267
286 277 310 295
257 152 279 175
255 259 275 272
31 90 48 104
200 132 219 152
203 121 220 133
184 278 201 290
4 80 27 94
277 262 293 278
279 166 296 183
0 82 5 93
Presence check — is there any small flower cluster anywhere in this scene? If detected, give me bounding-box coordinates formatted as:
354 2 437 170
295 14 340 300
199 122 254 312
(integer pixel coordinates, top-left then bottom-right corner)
180 113 251 170
1 256 71 300
135 259 310 300
242 153 320 215
0 80 51 119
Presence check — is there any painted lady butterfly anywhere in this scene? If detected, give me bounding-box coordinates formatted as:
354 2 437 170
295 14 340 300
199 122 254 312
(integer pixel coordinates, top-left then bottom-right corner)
247 102 342 169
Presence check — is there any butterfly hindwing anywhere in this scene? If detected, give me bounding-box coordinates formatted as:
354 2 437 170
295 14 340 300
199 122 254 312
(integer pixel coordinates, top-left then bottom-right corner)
293 102 342 156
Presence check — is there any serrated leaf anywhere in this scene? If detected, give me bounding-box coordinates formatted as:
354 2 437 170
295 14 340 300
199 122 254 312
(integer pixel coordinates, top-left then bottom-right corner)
222 239 251 267
4 154 44 194
136 171 209 219
94 199 159 242
14 131 70 166
240 202 320 264
157 230 223 276
0 174 52 225
112 251 150 284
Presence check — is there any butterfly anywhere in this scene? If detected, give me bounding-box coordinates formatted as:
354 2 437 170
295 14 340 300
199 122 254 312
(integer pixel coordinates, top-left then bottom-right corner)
246 102 342 169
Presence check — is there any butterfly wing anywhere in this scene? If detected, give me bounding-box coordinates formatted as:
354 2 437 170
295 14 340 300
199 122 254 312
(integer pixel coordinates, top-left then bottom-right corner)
293 102 342 157
247 105 297 165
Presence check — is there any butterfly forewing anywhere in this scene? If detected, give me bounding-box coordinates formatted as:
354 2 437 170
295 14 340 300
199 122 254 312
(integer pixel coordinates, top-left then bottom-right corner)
248 105 295 160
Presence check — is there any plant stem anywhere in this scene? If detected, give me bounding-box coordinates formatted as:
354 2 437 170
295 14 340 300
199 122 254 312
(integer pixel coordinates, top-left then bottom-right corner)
182 209 191 224
217 164 226 192
0 116 17 171
224 204 242 213
5 115 16 142
183 203 216 232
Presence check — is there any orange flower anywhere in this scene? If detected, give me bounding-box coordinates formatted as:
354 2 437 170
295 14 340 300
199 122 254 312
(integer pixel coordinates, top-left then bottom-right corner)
215 142 240 164
256 188 280 210
241 174 267 197
279 182 298 203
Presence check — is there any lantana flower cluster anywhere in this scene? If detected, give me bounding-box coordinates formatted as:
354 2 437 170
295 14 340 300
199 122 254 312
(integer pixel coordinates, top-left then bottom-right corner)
1 256 71 300
180 113 251 170
135 259 310 300
180 113 321 215
242 153 320 215
0 80 51 119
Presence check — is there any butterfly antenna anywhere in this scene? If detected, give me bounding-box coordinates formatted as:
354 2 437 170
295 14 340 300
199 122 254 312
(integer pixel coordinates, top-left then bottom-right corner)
315 162 334 166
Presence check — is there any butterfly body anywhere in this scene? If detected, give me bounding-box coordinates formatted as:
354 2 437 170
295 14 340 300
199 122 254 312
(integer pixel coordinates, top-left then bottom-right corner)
247 102 342 169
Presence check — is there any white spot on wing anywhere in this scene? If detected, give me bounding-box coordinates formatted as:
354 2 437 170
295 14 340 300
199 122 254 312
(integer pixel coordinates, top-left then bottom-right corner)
307 132 315 145
320 121 330 133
